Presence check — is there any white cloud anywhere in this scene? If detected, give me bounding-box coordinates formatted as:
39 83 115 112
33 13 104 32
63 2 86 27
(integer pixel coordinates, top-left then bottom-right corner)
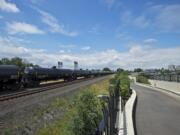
0 36 179 69
6 22 44 35
120 11 150 29
38 10 60 33
143 38 158 44
134 15 150 28
59 44 76 49
116 33 125 38
120 4 180 32
129 45 145 57
7 36 32 44
153 5 180 32
0 0 19 13
120 11 133 25
30 0 45 4
81 46 91 51
59 50 65 53
115 32 131 40
0 37 45 56
88 25 101 35
104 0 116 9
36 9 78 36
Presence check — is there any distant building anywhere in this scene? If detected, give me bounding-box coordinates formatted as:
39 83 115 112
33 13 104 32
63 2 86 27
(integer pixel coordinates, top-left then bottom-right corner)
143 69 157 77
144 69 156 74
168 65 176 71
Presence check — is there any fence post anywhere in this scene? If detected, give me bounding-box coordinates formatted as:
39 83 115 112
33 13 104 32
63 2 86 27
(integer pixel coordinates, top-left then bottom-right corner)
109 84 114 135
97 78 122 135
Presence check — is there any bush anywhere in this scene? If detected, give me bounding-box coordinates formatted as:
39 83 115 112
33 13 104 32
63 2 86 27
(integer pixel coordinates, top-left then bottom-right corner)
68 90 103 135
118 72 130 98
136 75 150 84
112 71 130 98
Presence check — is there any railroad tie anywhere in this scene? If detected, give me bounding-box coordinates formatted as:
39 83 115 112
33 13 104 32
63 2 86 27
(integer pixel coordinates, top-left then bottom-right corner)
0 121 4 129
0 118 5 129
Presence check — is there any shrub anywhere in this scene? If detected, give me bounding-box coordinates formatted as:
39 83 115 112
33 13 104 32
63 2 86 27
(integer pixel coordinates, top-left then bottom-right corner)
111 71 130 99
68 90 103 135
118 72 130 98
136 75 150 84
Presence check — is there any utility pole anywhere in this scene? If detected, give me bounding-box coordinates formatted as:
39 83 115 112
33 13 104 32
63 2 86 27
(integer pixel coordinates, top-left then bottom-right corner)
74 61 78 70
58 61 63 69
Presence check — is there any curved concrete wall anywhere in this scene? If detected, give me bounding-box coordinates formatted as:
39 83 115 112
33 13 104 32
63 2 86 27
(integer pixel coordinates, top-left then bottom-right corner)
149 79 180 95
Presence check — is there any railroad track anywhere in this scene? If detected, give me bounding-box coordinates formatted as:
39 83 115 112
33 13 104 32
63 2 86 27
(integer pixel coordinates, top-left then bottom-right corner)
0 118 4 130
0 121 3 127
0 77 95 102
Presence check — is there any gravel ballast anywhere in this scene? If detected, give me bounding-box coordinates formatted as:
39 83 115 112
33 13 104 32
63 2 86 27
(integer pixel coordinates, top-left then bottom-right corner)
0 76 110 135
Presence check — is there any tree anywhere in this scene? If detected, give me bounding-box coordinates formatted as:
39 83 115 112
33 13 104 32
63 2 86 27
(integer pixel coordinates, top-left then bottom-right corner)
134 68 143 72
117 68 124 72
103 67 111 71
52 66 57 69
11 57 24 67
1 58 11 64
0 57 39 69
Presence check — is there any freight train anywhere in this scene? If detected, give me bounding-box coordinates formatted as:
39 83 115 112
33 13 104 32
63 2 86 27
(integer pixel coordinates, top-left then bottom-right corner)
0 65 112 90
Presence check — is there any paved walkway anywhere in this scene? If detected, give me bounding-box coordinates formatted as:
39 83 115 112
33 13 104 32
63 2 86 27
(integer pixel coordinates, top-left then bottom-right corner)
131 83 180 135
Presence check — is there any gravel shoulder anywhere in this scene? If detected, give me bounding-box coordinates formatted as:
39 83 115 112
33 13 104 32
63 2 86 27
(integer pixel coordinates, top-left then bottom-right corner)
0 76 111 135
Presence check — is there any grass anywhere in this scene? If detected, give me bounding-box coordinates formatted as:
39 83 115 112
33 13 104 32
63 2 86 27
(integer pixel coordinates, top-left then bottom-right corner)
36 78 111 135
89 79 110 95
4 129 12 135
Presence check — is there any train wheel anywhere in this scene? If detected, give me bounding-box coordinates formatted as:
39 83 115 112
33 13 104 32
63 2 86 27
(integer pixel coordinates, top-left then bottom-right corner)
25 80 40 88
0 84 3 90
64 77 73 82
10 83 21 91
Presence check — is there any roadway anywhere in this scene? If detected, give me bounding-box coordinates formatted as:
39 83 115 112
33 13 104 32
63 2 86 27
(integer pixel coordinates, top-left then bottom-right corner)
131 83 180 135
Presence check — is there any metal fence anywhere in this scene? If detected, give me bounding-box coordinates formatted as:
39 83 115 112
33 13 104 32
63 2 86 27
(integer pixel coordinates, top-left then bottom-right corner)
149 73 180 82
97 81 122 135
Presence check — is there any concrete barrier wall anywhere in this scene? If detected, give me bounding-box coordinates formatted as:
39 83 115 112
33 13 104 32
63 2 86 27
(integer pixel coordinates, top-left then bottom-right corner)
118 89 137 135
149 79 180 95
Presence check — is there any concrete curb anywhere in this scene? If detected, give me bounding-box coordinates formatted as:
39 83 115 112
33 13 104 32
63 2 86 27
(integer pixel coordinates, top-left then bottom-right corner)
124 89 137 135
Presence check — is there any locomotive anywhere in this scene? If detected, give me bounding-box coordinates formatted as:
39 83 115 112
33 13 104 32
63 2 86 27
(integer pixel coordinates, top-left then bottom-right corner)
0 65 112 90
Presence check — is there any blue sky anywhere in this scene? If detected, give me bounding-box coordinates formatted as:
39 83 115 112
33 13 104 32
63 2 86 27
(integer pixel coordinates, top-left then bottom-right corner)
0 0 180 69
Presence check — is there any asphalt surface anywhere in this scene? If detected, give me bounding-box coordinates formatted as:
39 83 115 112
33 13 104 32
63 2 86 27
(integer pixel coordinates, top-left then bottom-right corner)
131 83 180 135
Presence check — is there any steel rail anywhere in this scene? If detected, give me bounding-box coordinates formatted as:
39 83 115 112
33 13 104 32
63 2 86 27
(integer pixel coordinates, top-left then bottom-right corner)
0 77 95 102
